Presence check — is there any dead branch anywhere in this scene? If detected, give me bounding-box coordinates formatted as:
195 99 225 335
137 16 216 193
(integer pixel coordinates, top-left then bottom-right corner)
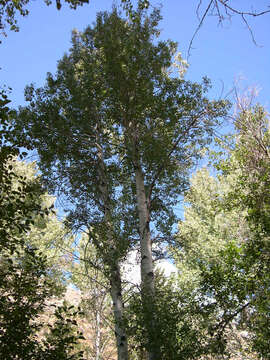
188 1 270 58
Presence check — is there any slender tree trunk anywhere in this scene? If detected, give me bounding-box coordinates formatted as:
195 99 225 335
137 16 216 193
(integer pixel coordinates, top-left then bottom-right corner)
110 264 128 360
134 166 154 294
95 302 101 360
96 142 129 360
133 145 161 360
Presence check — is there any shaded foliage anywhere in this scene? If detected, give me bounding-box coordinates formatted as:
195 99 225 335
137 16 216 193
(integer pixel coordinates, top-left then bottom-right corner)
0 93 85 359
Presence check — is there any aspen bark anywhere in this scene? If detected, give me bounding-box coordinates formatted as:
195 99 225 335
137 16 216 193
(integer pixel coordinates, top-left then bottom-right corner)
96 142 129 360
133 143 161 360
110 264 128 360
135 166 154 295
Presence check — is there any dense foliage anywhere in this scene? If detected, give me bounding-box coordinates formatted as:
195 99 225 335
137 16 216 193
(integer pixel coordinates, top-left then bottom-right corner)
1 94 85 359
0 154 85 359
172 105 270 359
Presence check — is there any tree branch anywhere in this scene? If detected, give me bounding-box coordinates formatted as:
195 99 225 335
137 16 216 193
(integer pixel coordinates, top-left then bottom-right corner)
189 0 270 57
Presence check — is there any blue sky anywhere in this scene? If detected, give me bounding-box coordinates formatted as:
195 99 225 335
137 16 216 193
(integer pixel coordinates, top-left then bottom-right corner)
1 0 269 112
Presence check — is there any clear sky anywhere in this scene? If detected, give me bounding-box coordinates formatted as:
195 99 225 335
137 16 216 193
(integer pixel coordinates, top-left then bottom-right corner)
1 0 269 112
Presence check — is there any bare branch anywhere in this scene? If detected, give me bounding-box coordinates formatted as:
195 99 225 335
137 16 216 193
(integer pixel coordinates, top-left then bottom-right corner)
241 13 258 46
188 0 270 57
188 0 214 59
218 0 270 17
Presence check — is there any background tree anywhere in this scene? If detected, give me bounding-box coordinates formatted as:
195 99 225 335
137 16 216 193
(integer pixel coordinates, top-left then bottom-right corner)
9 159 74 283
70 236 117 360
1 91 85 358
219 104 270 358
0 155 85 359
172 167 257 358
171 104 270 358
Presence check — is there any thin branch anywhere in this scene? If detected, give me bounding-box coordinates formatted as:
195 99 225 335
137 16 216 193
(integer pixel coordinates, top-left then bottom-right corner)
188 0 270 58
148 111 206 204
218 0 270 17
196 0 204 19
215 301 251 335
188 0 214 59
241 13 258 46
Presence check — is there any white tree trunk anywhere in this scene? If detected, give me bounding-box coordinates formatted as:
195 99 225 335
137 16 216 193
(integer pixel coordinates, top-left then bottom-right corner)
135 166 154 295
95 304 101 360
133 152 161 360
96 143 129 360
110 264 128 360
